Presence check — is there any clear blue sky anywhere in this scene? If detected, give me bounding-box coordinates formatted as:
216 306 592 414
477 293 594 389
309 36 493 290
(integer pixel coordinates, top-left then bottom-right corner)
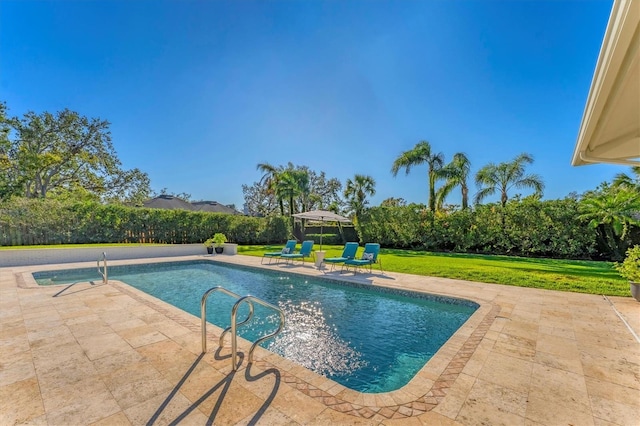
1 0 623 209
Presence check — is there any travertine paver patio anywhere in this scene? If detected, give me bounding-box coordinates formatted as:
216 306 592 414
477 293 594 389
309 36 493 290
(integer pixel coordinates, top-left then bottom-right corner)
1 254 638 425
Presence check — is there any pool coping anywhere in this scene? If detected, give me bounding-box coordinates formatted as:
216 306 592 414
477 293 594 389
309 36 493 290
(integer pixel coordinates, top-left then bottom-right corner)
16 254 499 421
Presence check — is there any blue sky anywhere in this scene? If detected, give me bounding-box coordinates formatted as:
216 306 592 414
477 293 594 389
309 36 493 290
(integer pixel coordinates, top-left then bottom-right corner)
1 0 622 209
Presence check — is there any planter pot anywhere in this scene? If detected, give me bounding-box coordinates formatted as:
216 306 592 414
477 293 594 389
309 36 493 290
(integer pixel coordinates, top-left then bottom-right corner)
206 247 213 255
215 247 224 254
630 282 640 302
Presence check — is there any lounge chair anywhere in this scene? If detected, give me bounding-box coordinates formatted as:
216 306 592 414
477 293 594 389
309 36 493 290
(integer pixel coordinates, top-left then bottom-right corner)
322 242 359 271
261 240 297 264
281 240 314 264
343 243 382 274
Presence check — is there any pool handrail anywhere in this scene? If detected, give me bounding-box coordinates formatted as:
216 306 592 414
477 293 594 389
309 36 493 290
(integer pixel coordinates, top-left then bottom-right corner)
200 286 254 353
231 295 285 371
97 252 108 284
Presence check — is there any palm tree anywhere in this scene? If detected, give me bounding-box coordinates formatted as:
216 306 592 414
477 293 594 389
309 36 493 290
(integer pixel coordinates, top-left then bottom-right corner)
256 162 285 216
612 166 640 191
436 152 471 210
391 140 444 211
344 174 376 222
578 186 640 260
474 153 544 207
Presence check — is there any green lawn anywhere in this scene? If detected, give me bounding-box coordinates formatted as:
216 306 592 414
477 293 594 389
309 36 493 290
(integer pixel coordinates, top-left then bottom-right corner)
239 244 629 297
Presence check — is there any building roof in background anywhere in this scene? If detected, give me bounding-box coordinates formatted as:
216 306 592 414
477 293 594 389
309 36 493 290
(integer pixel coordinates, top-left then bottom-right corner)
141 195 242 215
191 201 241 215
142 195 195 210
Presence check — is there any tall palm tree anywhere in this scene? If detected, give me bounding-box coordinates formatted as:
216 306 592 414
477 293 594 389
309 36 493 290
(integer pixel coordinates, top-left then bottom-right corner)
391 140 444 211
256 162 285 216
474 153 544 207
612 166 640 191
344 174 376 222
436 152 471 210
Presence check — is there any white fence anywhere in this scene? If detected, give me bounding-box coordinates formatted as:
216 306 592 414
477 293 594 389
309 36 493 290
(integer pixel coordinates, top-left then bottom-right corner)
0 244 209 267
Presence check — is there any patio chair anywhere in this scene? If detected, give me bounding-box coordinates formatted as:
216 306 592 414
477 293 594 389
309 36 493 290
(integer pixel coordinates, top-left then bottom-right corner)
323 242 359 271
343 243 382 274
281 240 314 265
261 240 297 264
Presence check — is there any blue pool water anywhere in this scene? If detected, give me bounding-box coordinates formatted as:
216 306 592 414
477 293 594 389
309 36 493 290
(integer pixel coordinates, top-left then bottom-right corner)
34 260 477 393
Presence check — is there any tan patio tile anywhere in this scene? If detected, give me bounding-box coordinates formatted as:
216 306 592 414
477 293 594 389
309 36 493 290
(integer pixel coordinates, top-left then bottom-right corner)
580 350 640 390
236 406 300 425
525 390 595 426
476 352 533 393
67 319 113 338
36 354 99 394
417 410 462 425
236 364 292 401
456 398 525 426
0 349 35 386
122 391 209 426
91 348 145 375
270 382 329 424
41 377 120 425
100 361 174 410
585 376 640 408
464 378 527 417
533 349 584 375
117 324 169 348
589 395 640 426
382 415 423 425
162 359 227 403
192 377 267 424
432 373 475 420
0 377 45 425
76 331 133 361
89 411 132 426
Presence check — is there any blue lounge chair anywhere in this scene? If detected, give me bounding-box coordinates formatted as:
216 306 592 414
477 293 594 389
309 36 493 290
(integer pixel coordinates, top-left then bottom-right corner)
262 240 297 264
281 240 314 264
323 242 359 271
343 243 382 274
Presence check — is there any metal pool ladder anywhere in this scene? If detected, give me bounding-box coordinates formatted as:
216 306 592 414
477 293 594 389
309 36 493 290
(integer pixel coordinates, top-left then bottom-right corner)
201 286 285 371
97 252 108 284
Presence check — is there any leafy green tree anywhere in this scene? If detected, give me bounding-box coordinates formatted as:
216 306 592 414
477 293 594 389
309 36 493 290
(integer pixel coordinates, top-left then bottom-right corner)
344 174 376 222
474 153 544 207
578 183 640 260
241 180 278 217
391 140 444 212
380 197 407 207
1 104 150 203
436 152 471 210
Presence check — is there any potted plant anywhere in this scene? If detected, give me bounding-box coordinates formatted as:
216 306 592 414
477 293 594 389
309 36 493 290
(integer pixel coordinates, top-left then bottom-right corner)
616 245 640 302
203 238 215 255
212 233 228 254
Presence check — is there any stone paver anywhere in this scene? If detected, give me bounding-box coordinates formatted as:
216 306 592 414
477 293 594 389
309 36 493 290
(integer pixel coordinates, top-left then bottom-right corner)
0 254 638 425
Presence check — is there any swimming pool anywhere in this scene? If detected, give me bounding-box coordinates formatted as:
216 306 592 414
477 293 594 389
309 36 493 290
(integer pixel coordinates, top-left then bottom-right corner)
34 260 478 393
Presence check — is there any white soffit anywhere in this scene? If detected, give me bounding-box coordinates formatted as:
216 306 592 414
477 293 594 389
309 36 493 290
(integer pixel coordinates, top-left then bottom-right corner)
572 0 640 166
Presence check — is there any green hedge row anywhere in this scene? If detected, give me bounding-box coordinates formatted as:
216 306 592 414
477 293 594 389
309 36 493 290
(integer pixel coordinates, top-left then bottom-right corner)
356 198 601 259
0 198 289 245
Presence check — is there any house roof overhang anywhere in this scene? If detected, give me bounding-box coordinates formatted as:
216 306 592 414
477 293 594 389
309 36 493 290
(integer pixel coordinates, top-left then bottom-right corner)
572 0 640 166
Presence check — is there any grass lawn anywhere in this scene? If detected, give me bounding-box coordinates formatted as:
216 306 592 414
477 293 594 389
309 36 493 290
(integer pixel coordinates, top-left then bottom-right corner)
239 244 629 297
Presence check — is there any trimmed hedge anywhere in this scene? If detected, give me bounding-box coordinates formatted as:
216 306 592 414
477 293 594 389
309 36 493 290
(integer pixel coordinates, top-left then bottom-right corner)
0 198 288 245
356 198 604 259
